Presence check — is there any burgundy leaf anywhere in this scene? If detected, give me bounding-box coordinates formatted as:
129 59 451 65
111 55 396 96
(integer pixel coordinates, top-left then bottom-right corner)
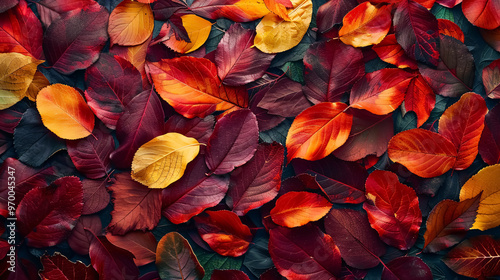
382 257 432 280
35 0 97 27
106 231 157 267
205 109 259 174
0 101 29 133
211 270 250 280
40 253 98 280
259 268 286 280
479 104 500 165
68 215 103 255
152 0 187 21
483 58 500 99
256 78 312 118
16 176 83 248
316 0 358 33
43 4 109 74
108 173 162 235
164 114 215 144
82 179 110 215
249 87 285 132
0 0 18 14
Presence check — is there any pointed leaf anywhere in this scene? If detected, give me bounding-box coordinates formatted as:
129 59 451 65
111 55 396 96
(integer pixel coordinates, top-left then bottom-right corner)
68 215 103 255
316 0 357 33
403 74 435 127
479 104 500 165
190 0 270 22
106 231 157 267
372 34 418 69
81 179 110 215
163 14 212 54
462 0 500 30
382 257 432 280
256 78 311 117
108 0 154 46
270 191 332 228
109 35 152 87
482 58 500 99
40 253 98 280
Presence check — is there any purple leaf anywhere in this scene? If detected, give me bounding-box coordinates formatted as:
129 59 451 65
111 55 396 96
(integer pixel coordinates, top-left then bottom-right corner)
68 215 103 255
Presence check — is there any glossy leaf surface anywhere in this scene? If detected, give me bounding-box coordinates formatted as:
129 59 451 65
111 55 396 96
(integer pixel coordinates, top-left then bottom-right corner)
270 191 332 228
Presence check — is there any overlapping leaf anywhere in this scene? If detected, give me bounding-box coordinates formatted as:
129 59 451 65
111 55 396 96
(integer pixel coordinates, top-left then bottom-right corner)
479 104 500 165
403 74 435 127
162 14 212 54
482 58 500 99
190 0 270 22
382 257 433 280
107 231 157 266
372 34 418 69
108 0 154 46
270 191 332 228
40 253 98 280
462 0 500 30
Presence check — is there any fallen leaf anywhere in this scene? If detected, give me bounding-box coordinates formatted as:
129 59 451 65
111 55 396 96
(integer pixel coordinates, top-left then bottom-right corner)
403 74 435 127
382 257 432 280
191 0 270 22
40 253 98 280
372 34 418 69
106 231 157 267
26 71 50 102
108 0 154 46
482 58 500 99
479 104 500 165
438 18 464 42
462 0 500 30
270 191 332 227
211 269 250 280
163 14 212 54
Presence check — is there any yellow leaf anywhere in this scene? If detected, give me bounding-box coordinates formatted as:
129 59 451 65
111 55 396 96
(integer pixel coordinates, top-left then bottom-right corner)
234 0 271 20
37 84 95 140
131 133 201 189
0 53 43 110
164 14 212 54
26 71 50 101
254 0 312 53
460 164 500 231
108 0 154 46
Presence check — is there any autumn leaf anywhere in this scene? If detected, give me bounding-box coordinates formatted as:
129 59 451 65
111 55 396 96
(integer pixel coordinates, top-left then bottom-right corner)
163 14 212 54
26 71 50 102
190 0 270 22
382 257 433 280
270 191 332 228
438 19 465 43
108 0 154 46
462 0 500 30
479 104 500 165
403 74 435 127
264 0 292 20
372 34 418 69
106 231 157 267
482 58 500 99
40 253 98 280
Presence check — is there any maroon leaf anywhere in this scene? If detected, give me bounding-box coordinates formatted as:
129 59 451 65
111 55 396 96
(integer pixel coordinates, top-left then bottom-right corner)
43 3 109 74
333 109 393 161
394 0 440 67
164 114 215 144
316 0 358 33
215 23 274 86
16 176 83 248
205 109 259 174
81 179 110 215
324 208 386 269
211 270 250 280
259 268 286 280
40 253 98 280
0 0 18 14
67 124 114 179
162 155 229 224
152 0 187 21
256 78 312 118
108 173 162 235
68 215 103 255
479 104 500 165
106 231 157 267
268 224 341 279
249 87 285 132
303 40 364 104
381 257 432 280
227 142 284 216
110 89 165 169
483 58 500 99
35 0 97 27
84 54 143 129
0 101 29 133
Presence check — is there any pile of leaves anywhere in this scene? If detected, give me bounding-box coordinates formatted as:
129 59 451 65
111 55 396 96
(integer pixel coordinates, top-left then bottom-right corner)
1 0 500 279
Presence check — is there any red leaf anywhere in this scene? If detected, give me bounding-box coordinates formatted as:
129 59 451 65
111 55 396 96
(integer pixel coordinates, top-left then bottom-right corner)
194 210 253 257
479 104 500 165
211 270 250 280
205 109 259 174
303 40 364 104
363 170 422 250
35 0 96 27
0 101 29 133
259 268 286 280
215 23 274 86
350 68 414 115
436 0 461 8
67 215 102 255
84 54 143 129
443 235 500 278
0 0 18 13
16 176 83 248
268 224 342 279
110 89 165 169
438 19 464 43
257 78 312 118
106 231 157 266
381 257 432 280
152 0 187 21
439 92 487 170
249 87 285 132
403 74 435 127
333 109 393 161
88 232 139 280
42 4 109 74
316 0 358 33
270 191 332 228
164 114 215 144
324 208 386 269
108 173 162 235
40 253 98 280
394 0 440 67
482 58 500 99
81 179 110 215
162 156 229 224
372 34 418 69
423 195 480 253
462 0 500 30
0 0 43 59
227 142 284 216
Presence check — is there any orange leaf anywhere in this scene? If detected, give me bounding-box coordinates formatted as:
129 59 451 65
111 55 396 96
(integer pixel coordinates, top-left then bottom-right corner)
286 102 353 162
36 84 95 140
339 2 392 47
438 19 465 43
264 0 292 20
372 34 418 69
403 74 435 127
388 128 457 178
191 0 270 22
163 14 212 54
270 191 332 228
26 71 50 102
108 0 154 46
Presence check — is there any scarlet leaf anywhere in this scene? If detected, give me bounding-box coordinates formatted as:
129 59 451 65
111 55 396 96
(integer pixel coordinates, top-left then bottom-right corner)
462 0 500 30
194 210 253 257
161 155 229 224
215 23 275 86
67 215 103 255
316 0 357 33
108 0 154 46
394 0 440 67
286 102 353 162
42 4 108 74
211 270 250 280
108 173 162 235
270 191 332 228
16 176 83 248
443 235 500 278
363 170 422 250
479 104 500 165
268 224 341 279
256 77 311 118
40 253 98 280
381 257 432 280
403 74 435 127
423 195 480 253
227 142 284 216
106 231 157 266
205 109 259 174
482 58 500 99
303 40 364 104
372 34 418 69
438 19 464 43
350 68 414 115
263 0 291 21
438 92 487 170
324 208 386 269
388 129 457 178
190 0 270 22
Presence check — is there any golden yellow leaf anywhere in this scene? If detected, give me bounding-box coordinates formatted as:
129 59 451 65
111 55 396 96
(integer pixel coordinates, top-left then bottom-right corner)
108 0 154 46
254 0 312 53
234 0 271 20
0 53 43 110
26 71 50 101
164 14 212 54
37 84 95 140
131 133 201 189
460 164 500 230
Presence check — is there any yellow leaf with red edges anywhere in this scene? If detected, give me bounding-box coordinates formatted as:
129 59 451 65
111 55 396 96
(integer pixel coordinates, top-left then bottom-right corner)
108 0 154 46
163 14 212 54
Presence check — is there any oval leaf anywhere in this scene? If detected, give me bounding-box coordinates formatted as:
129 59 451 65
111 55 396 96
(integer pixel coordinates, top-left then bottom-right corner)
108 0 154 46
270 191 332 228
190 0 270 22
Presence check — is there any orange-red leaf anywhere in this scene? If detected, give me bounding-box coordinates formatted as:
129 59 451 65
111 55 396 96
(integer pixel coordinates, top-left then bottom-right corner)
438 19 464 43
108 0 154 46
403 74 436 127
270 191 332 228
372 34 418 69
482 58 500 99
264 0 292 20
286 102 353 162
462 0 500 30
388 129 457 178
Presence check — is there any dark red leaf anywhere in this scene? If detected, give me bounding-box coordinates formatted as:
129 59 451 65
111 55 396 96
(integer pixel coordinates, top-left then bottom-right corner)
0 258 40 280
164 114 215 145
394 0 440 67
268 224 341 279
106 231 157 267
0 0 18 14
211 270 250 280
256 78 311 118
316 0 358 33
479 104 500 165
43 4 109 74
381 257 432 280
81 179 110 215
303 40 364 104
16 176 83 248
259 268 286 280
438 19 465 43
324 208 386 269
40 253 98 280
35 0 97 27
108 173 162 235
152 0 187 21
482 58 500 99
162 155 229 224
190 0 264 22
436 0 461 8
403 74 435 127
68 215 103 255
372 34 418 69
0 101 29 133
249 86 286 132
206 109 258 174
